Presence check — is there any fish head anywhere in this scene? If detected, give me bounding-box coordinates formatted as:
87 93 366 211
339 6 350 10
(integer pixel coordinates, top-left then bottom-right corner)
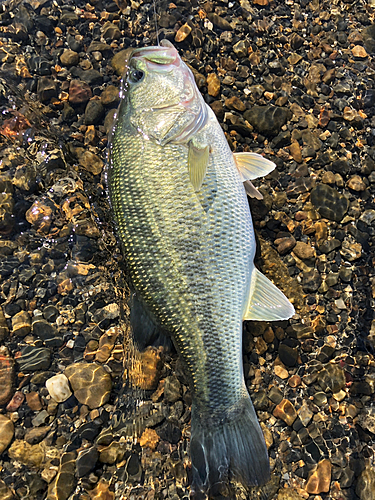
119 40 207 145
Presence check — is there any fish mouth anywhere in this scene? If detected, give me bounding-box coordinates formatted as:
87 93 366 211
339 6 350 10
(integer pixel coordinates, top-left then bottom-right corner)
130 39 180 72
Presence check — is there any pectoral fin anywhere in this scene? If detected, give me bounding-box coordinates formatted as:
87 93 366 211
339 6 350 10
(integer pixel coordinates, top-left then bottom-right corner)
244 268 295 321
234 152 276 181
188 139 210 192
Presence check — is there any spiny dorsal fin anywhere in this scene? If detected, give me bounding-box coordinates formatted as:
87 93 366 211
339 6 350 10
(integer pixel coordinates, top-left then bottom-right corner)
244 268 295 321
188 138 209 192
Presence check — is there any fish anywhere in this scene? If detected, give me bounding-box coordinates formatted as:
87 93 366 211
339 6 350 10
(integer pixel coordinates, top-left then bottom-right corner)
107 39 295 496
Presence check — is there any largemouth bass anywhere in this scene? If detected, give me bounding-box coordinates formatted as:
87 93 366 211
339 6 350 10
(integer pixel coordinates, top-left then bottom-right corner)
107 40 295 496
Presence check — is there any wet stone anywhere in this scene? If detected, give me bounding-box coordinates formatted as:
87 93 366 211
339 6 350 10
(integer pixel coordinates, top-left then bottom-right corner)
26 391 43 411
25 199 53 234
99 441 125 464
164 375 181 403
8 440 45 467
25 426 49 445
356 464 375 500
17 345 51 372
306 459 332 494
244 106 292 136
46 374 72 403
0 351 14 405
78 150 104 176
6 391 24 412
0 480 15 500
206 73 221 97
310 184 349 222
101 85 119 107
207 13 232 31
225 96 246 112
347 175 366 191
37 77 57 103
302 270 321 293
317 238 341 254
139 428 160 451
12 310 31 337
233 39 249 58
275 236 296 255
76 446 99 477
32 317 63 347
278 344 298 367
293 242 316 260
84 100 104 125
68 80 92 105
0 415 14 454
47 450 77 500
157 421 182 444
273 399 297 426
277 489 304 500
64 362 112 409
317 363 345 393
131 347 162 391
60 50 79 67
0 308 9 341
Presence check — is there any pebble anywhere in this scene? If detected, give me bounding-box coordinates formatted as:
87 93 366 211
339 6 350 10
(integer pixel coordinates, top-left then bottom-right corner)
47 450 77 500
32 317 63 348
277 489 304 500
46 374 72 403
12 310 31 337
76 446 99 477
278 344 298 367
275 236 296 255
111 49 131 76
273 399 297 426
84 100 104 125
356 464 375 500
305 459 332 494
175 23 192 42
130 347 162 391
0 351 14 405
68 80 92 105
101 85 119 107
297 400 313 427
0 415 14 454
60 49 79 66
78 150 104 176
64 362 112 409
26 391 43 411
6 391 24 412
17 345 51 372
317 363 345 393
292 242 316 261
244 106 292 136
139 428 160 451
8 440 45 467
310 184 349 222
206 73 221 97
225 96 246 112
25 200 53 234
25 426 50 445
351 45 368 58
347 175 366 191
99 441 125 464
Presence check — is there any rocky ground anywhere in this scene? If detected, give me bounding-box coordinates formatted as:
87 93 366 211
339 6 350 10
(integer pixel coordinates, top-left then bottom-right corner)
0 0 374 499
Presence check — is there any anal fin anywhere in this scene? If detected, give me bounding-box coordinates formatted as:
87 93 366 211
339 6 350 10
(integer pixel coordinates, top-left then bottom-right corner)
130 292 171 351
244 268 295 322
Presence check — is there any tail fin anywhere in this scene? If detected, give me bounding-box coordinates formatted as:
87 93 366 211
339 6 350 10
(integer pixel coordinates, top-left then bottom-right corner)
190 395 270 497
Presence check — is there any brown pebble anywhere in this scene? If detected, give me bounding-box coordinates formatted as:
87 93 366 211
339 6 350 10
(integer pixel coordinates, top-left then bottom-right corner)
0 415 14 454
6 391 24 412
347 175 366 192
225 96 246 112
175 23 192 42
0 351 14 406
65 362 112 409
69 80 92 105
210 100 224 120
289 141 302 163
351 45 368 58
292 241 316 260
139 428 160 451
206 73 220 97
305 459 332 494
25 200 53 234
288 374 301 388
263 327 274 344
275 236 296 255
314 221 328 243
26 391 43 411
129 346 162 391
273 399 297 426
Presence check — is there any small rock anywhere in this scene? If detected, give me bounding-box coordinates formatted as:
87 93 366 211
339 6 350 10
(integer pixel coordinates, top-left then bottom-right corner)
225 96 246 112
164 376 181 403
78 150 104 176
277 488 304 500
289 142 302 163
84 100 104 125
244 106 292 136
275 236 296 255
37 77 57 103
310 184 349 222
278 344 298 367
25 426 50 445
64 362 112 409
347 175 366 191
69 80 92 105
60 50 79 66
99 441 125 464
292 242 316 260
102 21 121 41
0 351 14 405
305 459 332 494
0 415 14 454
17 345 51 372
111 49 132 76
26 391 43 411
206 73 221 97
207 13 233 31
46 374 72 403
8 440 45 467
139 428 160 451
273 399 297 426
6 391 24 412
0 479 15 499
210 101 224 120
130 346 162 391
47 451 77 500
32 317 63 347
101 85 119 107
233 40 249 58
25 200 53 234
340 240 362 261
12 310 31 337
175 23 192 42
288 375 301 388
76 446 99 477
302 270 321 293
298 400 313 426
352 45 368 58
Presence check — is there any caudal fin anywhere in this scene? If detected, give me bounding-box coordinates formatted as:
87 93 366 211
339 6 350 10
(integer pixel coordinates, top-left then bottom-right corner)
190 394 270 496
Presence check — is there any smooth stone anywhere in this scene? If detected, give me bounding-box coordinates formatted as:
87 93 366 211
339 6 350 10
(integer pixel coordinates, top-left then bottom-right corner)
6 391 24 412
273 399 297 426
278 344 298 367
78 150 104 176
111 48 132 76
210 100 224 120
292 242 316 260
60 50 79 67
32 317 63 347
306 459 332 494
37 77 57 103
129 346 162 391
244 106 292 136
347 175 366 191
207 12 232 30
25 199 54 233
317 238 341 254
84 100 104 125
0 415 14 454
64 362 112 409
26 391 43 411
0 352 14 405
101 85 119 107
317 363 345 393
302 270 321 293
277 488 304 500
298 400 313 426
32 409 49 427
225 95 246 112
46 374 72 403
76 446 99 477
47 451 77 500
8 440 45 467
310 184 349 222
12 310 31 337
206 73 221 97
275 236 296 255
233 39 249 58
99 441 126 464
17 346 51 372
25 426 50 445
359 209 375 225
0 480 15 499
139 428 160 451
68 80 92 105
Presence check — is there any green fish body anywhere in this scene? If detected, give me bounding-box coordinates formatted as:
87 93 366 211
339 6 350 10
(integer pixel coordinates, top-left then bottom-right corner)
108 40 294 495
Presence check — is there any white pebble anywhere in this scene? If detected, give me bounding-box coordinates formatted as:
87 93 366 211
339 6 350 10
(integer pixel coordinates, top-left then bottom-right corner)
46 374 72 403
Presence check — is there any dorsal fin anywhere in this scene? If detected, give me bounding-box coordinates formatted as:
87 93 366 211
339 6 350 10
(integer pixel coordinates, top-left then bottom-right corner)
244 268 295 321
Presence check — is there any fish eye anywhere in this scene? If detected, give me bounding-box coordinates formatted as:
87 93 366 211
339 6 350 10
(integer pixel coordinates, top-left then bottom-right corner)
129 69 145 83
